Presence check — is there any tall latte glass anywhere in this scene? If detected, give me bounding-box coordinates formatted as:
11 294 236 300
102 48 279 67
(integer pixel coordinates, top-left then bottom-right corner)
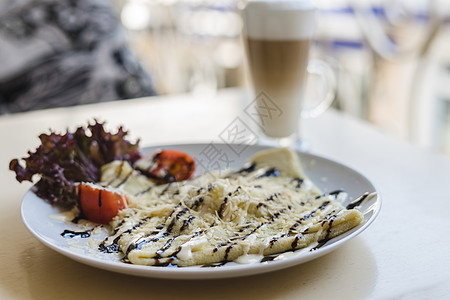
241 0 335 148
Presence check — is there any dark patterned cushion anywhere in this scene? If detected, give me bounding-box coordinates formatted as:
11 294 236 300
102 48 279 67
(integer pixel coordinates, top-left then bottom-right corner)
0 0 156 114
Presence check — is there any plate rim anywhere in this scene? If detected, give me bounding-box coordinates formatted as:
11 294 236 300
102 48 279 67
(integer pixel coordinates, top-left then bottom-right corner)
20 143 381 280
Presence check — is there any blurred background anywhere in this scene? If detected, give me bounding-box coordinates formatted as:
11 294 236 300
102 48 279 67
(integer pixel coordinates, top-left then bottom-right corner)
1 0 450 156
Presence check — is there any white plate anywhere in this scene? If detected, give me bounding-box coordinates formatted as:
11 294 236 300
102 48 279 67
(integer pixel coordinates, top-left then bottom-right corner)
21 143 381 280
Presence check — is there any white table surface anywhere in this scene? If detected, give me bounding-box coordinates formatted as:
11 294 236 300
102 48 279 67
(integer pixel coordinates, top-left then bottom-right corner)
1 88 449 299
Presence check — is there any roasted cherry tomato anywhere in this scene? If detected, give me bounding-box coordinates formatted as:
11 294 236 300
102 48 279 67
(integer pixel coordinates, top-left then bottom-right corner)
144 150 195 183
77 183 128 224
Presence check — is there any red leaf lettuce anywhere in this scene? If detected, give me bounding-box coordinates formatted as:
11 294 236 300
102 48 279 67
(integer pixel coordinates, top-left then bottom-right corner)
9 121 141 207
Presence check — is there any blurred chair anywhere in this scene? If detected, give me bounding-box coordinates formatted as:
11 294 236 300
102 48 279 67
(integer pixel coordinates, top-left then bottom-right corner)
0 0 157 114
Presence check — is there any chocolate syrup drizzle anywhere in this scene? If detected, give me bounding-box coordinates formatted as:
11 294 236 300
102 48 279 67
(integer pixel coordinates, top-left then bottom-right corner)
61 159 372 268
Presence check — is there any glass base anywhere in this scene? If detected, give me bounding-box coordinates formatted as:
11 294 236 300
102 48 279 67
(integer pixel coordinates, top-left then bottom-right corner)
257 134 310 152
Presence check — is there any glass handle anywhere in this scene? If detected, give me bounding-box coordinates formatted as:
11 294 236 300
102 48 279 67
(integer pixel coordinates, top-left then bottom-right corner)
301 59 336 118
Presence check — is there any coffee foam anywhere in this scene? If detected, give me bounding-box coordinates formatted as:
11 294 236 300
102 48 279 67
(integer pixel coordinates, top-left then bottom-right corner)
242 0 316 40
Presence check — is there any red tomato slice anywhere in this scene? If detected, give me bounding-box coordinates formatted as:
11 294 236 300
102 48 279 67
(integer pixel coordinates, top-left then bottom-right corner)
146 150 195 183
77 183 128 224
